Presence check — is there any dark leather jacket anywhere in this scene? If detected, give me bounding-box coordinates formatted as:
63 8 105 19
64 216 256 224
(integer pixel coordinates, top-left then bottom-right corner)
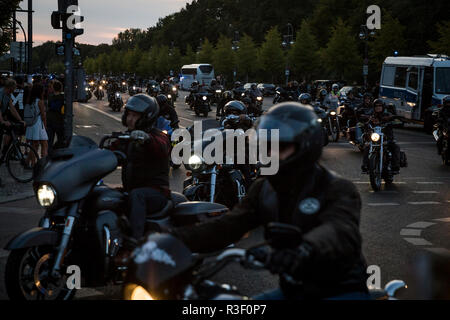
173 164 368 298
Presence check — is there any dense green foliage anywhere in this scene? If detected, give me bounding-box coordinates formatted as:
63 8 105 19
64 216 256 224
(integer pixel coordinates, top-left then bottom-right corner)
1 0 449 84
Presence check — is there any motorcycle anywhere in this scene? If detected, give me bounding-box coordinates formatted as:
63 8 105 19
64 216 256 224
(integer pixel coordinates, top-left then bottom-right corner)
432 113 450 166
364 122 400 192
323 106 341 142
156 116 181 170
94 85 104 100
313 102 329 147
211 86 224 105
124 223 407 300
273 87 298 104
3 135 228 300
83 86 93 102
193 92 212 117
109 92 124 112
129 85 141 96
182 118 254 209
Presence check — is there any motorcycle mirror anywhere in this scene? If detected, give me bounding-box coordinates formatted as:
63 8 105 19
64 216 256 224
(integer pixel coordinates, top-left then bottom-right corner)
264 223 302 249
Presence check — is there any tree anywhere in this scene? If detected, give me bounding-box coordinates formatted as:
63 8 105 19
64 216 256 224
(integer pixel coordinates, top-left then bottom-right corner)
288 20 320 81
257 27 285 83
182 44 197 65
156 45 170 76
213 35 234 82
235 34 258 83
369 11 406 74
0 0 20 56
48 60 64 74
321 18 362 81
168 47 183 76
197 38 214 64
428 20 450 56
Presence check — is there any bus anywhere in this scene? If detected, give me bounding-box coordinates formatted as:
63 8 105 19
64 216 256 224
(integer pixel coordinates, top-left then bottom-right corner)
379 54 450 132
180 64 215 90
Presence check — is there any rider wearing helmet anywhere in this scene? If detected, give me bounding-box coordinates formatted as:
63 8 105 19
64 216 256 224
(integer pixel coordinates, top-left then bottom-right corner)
117 94 172 242
171 102 368 300
298 93 312 106
324 83 341 109
233 81 244 100
221 100 253 130
216 90 234 120
361 99 401 173
156 94 180 130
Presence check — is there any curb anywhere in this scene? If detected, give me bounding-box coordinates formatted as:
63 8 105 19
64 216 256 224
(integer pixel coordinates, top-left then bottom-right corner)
0 191 35 204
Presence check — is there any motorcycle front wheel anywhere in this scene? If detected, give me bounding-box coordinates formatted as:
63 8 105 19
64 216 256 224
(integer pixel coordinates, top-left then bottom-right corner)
5 246 76 300
369 153 382 192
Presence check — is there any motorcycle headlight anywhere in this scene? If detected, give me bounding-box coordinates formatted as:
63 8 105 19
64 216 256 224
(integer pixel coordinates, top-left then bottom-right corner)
122 82 126 86
188 155 204 171
257 97 263 101
168 94 172 99
116 93 120 98
133 86 136 90
172 87 177 92
85 87 89 91
99 86 103 90
330 111 337 116
371 133 381 142
124 284 154 300
241 93 245 97
202 96 207 101
216 90 222 93
318 118 323 123
37 184 56 208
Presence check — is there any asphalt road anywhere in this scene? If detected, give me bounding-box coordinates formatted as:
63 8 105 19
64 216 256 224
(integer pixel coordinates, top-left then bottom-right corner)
0 90 449 300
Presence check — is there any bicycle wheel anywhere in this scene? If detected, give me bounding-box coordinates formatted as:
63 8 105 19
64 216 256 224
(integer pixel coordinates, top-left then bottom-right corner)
6 142 39 183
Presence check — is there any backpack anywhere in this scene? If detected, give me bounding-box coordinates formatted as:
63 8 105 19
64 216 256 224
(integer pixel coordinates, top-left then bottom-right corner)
24 99 40 127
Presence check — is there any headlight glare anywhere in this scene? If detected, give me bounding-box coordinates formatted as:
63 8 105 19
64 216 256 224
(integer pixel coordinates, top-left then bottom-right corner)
371 133 381 142
188 155 203 171
124 284 154 300
37 184 56 207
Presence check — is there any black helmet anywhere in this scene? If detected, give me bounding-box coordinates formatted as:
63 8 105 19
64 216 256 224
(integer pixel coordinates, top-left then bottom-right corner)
251 83 257 90
234 81 241 87
191 81 199 87
256 102 323 181
122 94 160 130
156 94 169 107
373 99 385 112
363 92 373 100
299 93 312 105
210 79 217 86
319 89 327 98
224 100 247 116
223 90 233 100
292 81 299 87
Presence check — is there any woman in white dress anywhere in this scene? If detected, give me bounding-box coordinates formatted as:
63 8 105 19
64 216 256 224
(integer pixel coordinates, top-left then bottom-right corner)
26 83 48 159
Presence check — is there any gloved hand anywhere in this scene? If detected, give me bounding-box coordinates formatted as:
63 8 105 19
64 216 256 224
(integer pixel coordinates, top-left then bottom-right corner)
268 243 313 280
130 130 150 142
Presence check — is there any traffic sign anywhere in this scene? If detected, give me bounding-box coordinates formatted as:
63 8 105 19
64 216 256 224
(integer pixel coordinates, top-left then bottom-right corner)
285 70 290 76
363 65 369 76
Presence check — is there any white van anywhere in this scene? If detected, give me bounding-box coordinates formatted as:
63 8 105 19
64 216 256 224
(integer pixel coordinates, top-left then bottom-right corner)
180 64 215 90
379 54 450 132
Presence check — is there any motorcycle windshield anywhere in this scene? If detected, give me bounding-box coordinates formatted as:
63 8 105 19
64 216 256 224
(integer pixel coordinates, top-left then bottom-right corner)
35 148 118 203
128 234 194 296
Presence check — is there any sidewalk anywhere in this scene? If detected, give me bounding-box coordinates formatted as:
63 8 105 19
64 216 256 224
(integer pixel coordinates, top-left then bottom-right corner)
0 165 34 204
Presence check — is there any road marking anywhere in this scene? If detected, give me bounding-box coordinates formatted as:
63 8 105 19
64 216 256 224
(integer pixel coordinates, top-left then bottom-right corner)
369 190 399 194
400 229 422 237
425 248 450 257
79 103 122 122
408 202 442 205
403 238 433 246
406 222 436 229
353 181 406 184
412 191 439 194
179 116 194 123
367 203 401 207
416 182 444 185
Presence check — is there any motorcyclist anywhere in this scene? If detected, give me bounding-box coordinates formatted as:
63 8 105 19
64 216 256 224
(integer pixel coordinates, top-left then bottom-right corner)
435 96 450 156
317 89 328 105
171 102 369 300
361 99 401 174
298 93 312 106
216 90 234 120
156 94 180 130
354 93 374 144
324 83 341 109
233 81 244 100
113 94 172 243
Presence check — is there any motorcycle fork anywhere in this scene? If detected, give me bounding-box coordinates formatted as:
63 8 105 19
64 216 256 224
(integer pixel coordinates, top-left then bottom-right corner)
380 135 384 174
51 204 78 278
210 166 218 203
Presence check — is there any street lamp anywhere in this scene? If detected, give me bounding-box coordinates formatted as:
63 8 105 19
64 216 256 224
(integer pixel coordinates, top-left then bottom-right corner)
359 24 376 90
232 31 240 82
16 20 27 74
282 23 294 85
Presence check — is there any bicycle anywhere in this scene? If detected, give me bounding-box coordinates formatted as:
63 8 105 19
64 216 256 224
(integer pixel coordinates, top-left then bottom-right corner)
1 123 39 183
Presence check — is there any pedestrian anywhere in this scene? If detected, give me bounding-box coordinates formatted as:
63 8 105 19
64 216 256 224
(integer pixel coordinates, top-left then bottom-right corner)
26 84 48 161
46 80 65 154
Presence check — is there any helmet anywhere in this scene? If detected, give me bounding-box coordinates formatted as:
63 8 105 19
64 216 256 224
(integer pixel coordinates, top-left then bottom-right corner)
256 102 323 182
299 93 312 105
234 81 241 87
373 99 385 112
292 81 299 87
156 94 169 107
224 100 247 116
223 91 233 100
332 83 339 91
363 92 373 100
191 81 199 87
122 94 160 130
210 79 217 86
251 83 257 90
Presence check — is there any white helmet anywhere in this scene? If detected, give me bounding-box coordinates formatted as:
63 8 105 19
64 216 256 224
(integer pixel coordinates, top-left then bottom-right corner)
332 83 339 90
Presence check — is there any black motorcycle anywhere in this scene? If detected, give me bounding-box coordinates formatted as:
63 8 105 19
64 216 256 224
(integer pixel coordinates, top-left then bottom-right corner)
193 92 212 117
273 87 298 104
182 118 254 209
94 85 104 100
433 112 450 166
109 92 124 112
123 223 407 300
313 102 330 147
3 134 228 300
